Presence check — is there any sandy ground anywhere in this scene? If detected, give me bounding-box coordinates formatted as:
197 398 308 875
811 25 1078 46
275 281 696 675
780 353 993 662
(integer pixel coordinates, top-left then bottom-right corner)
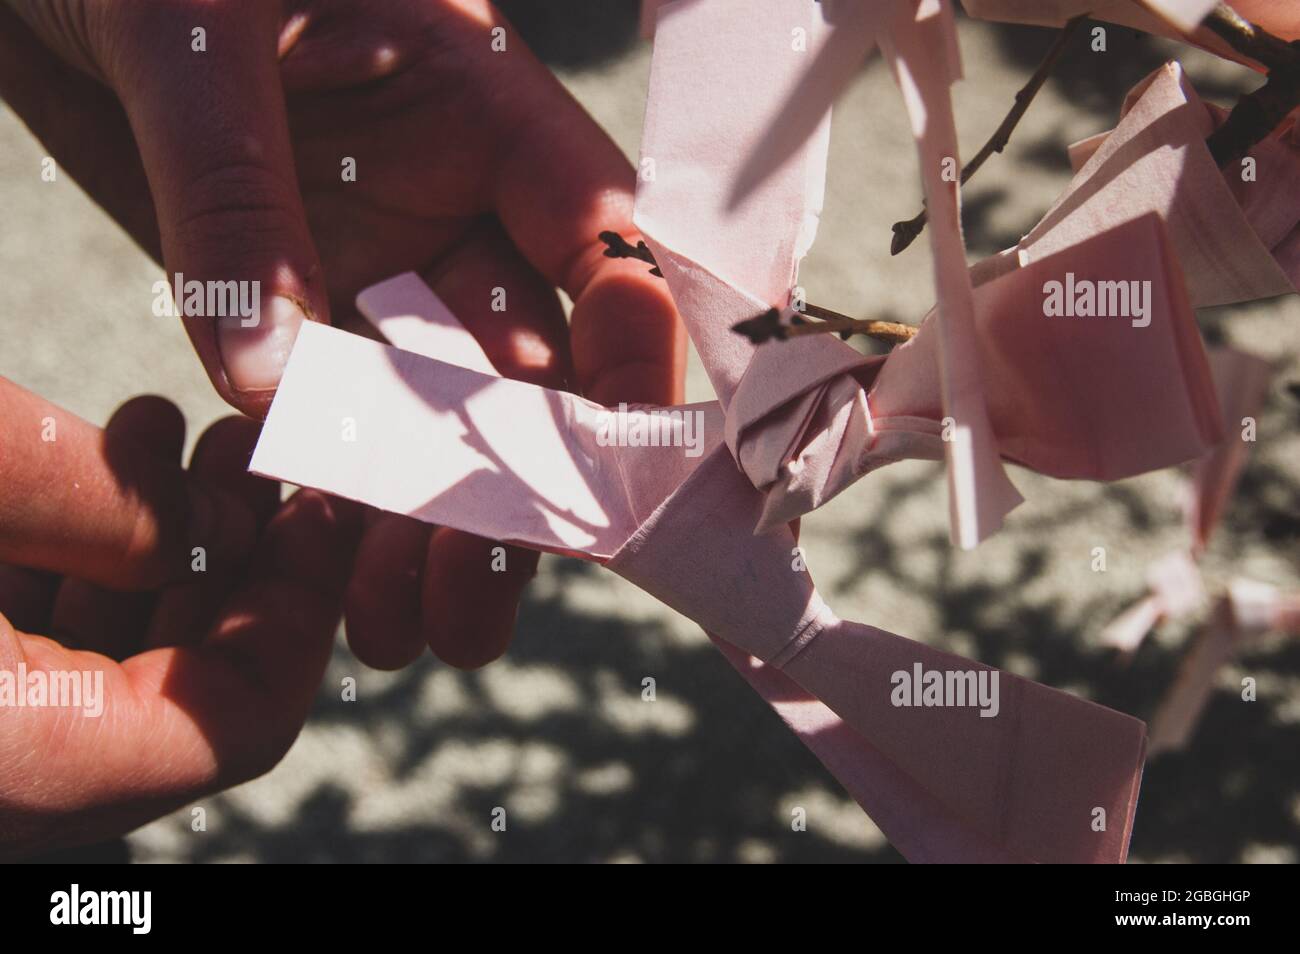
2 4 1298 862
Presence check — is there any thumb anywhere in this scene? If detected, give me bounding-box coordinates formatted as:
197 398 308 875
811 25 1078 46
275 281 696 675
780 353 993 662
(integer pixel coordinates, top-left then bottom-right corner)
97 0 326 417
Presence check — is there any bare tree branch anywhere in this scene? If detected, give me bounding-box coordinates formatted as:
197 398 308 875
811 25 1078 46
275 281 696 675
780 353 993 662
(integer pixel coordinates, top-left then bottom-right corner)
1203 3 1300 165
889 15 1087 256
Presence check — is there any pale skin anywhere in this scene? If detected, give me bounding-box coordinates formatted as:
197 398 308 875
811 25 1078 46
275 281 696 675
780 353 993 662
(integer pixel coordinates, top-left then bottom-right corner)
0 0 687 672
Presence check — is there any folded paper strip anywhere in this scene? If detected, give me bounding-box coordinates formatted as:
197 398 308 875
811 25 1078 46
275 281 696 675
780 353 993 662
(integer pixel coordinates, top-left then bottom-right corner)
1036 63 1299 307
961 0 1300 66
1009 59 1300 723
652 1 1300 48
636 0 1021 549
251 0 1294 861
252 277 1147 863
633 4 1297 549
1062 64 1300 735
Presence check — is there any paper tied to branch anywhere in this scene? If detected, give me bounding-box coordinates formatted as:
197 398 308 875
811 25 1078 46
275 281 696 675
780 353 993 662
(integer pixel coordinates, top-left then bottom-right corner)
252 271 1147 862
635 3 1261 548
249 0 1296 861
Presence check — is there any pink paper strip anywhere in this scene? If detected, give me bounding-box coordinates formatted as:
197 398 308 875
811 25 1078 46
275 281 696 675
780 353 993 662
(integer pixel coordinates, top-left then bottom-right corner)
605 445 1144 862
1186 349 1273 552
252 277 1148 862
251 321 720 561
877 0 1023 548
1021 63 1297 306
963 0 1298 44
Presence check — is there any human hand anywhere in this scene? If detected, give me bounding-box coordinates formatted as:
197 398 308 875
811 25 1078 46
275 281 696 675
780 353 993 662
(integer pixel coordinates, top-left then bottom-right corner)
0 381 360 858
0 0 684 669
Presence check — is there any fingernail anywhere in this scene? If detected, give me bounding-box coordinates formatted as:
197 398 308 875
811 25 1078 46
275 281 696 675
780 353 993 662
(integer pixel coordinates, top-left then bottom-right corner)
217 295 306 393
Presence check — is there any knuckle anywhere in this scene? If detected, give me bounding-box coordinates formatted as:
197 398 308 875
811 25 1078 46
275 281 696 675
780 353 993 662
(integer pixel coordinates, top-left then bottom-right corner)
172 159 302 251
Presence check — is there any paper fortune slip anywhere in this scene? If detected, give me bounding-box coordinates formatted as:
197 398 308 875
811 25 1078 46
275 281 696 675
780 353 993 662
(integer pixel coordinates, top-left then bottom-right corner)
253 273 1148 864
251 0 1298 861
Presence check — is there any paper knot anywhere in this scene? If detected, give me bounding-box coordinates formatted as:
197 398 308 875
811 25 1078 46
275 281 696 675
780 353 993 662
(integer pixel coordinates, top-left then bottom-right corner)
767 595 837 670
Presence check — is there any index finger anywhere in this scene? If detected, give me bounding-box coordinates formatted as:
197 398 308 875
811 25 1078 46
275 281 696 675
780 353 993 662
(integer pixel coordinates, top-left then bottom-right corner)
485 17 686 406
0 379 255 590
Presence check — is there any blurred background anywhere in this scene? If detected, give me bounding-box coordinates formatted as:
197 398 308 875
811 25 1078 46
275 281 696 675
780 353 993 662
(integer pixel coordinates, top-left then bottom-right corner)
2 3 1298 862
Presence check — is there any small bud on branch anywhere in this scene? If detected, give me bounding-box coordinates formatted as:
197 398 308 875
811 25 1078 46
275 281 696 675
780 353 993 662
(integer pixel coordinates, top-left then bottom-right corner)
597 233 916 346
732 307 917 345
598 230 662 276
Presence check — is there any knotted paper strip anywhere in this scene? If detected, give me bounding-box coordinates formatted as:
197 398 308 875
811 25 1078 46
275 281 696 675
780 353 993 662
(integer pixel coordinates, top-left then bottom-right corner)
1032 60 1297 706
1045 63 1299 307
633 7 1263 549
635 0 1020 549
247 0 1282 862
252 273 1149 862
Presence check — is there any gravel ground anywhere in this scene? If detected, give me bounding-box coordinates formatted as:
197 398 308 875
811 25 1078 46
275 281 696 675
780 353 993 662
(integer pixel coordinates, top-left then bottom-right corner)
2 4 1297 863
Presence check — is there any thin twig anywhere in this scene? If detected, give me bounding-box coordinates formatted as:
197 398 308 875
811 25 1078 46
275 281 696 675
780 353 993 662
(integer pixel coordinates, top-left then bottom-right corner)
597 234 916 345
890 15 1087 256
1203 3 1298 73
732 307 917 345
890 6 1300 247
